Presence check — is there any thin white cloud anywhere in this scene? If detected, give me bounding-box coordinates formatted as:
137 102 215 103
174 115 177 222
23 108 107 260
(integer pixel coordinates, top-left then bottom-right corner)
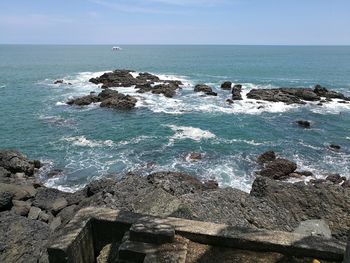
89 0 172 14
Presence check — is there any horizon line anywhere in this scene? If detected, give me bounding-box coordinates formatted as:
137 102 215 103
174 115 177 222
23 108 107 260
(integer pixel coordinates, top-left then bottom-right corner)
1 43 350 47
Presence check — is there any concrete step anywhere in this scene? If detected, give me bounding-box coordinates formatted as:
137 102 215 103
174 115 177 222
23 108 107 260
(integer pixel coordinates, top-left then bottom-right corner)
129 217 175 244
117 235 188 263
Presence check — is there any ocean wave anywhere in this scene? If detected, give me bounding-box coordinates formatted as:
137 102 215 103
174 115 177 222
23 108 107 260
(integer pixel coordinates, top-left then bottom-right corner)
164 124 216 143
61 136 114 148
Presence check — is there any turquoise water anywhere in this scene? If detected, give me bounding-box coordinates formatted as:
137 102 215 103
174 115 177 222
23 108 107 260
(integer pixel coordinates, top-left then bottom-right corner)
0 45 349 192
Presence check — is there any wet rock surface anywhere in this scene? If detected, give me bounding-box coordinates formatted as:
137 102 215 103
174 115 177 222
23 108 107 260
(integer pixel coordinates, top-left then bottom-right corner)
0 149 349 262
246 85 349 104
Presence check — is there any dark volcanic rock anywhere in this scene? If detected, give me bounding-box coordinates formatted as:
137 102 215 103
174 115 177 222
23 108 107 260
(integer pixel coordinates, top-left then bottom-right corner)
194 84 212 93
0 150 35 176
314 84 346 99
0 211 51 263
326 174 345 184
0 191 13 211
97 88 120 100
186 152 202 161
147 172 218 197
246 89 304 104
67 94 100 106
220 81 232 90
205 91 218 96
152 83 179 98
329 144 341 150
250 176 350 241
89 69 137 87
100 94 137 110
232 84 243 100
246 87 326 104
296 120 311 128
136 72 160 83
257 151 276 164
53 80 64 84
258 158 297 180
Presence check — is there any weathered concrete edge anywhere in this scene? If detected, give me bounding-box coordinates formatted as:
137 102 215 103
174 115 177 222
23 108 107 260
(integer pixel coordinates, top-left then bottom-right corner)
48 207 346 262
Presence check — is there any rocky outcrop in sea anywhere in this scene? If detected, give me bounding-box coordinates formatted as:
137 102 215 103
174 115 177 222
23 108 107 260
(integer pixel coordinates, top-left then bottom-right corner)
0 149 349 262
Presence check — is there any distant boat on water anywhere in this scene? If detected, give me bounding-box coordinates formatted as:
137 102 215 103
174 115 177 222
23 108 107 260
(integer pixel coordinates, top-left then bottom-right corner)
112 46 122 51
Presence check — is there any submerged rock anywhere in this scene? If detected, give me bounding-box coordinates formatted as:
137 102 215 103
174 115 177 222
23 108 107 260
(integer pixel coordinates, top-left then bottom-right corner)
296 120 311 128
329 144 341 150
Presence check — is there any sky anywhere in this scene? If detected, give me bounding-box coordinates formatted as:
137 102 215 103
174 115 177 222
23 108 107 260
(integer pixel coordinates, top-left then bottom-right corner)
0 0 349 45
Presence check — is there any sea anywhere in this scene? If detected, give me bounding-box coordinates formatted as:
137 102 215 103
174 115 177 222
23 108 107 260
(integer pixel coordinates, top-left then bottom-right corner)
0 45 349 192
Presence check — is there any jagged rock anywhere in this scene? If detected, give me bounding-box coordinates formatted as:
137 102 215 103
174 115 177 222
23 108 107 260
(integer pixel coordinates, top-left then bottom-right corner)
194 84 212 93
326 174 345 184
257 151 276 164
97 88 119 100
56 205 77 225
53 80 64 84
250 176 350 241
0 211 51 263
50 216 62 231
89 69 137 87
11 200 31 216
100 94 137 110
0 167 11 180
246 88 321 104
137 83 180 98
38 211 51 223
232 84 243 100
28 206 42 220
296 120 311 128
147 172 218 197
226 99 234 104
51 197 68 215
220 81 232 90
0 183 36 200
258 158 297 180
33 187 73 211
136 72 160 83
67 94 100 106
0 191 13 211
0 150 35 176
314 84 346 99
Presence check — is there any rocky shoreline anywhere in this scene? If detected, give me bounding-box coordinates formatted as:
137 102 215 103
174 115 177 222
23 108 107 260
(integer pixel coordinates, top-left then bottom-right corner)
61 69 350 111
0 149 349 262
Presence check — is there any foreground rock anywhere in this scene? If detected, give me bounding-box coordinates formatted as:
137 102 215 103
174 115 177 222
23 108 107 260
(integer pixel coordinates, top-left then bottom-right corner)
67 89 137 110
247 85 349 104
1 149 350 262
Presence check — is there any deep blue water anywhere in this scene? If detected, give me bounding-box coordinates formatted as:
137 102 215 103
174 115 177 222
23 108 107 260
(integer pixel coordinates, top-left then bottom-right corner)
0 45 349 192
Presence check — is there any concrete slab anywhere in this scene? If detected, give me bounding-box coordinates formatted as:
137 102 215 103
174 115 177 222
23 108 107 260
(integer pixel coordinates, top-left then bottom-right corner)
130 217 175 244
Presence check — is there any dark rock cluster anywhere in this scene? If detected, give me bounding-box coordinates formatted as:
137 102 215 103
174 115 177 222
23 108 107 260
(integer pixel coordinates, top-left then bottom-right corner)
246 85 349 105
67 89 137 109
194 84 217 96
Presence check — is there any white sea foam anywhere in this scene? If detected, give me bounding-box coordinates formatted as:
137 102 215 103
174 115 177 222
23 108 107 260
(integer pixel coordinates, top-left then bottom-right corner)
61 136 114 148
165 125 216 142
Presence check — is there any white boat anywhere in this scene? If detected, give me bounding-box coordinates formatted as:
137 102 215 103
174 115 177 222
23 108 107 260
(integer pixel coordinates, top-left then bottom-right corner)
112 46 122 51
